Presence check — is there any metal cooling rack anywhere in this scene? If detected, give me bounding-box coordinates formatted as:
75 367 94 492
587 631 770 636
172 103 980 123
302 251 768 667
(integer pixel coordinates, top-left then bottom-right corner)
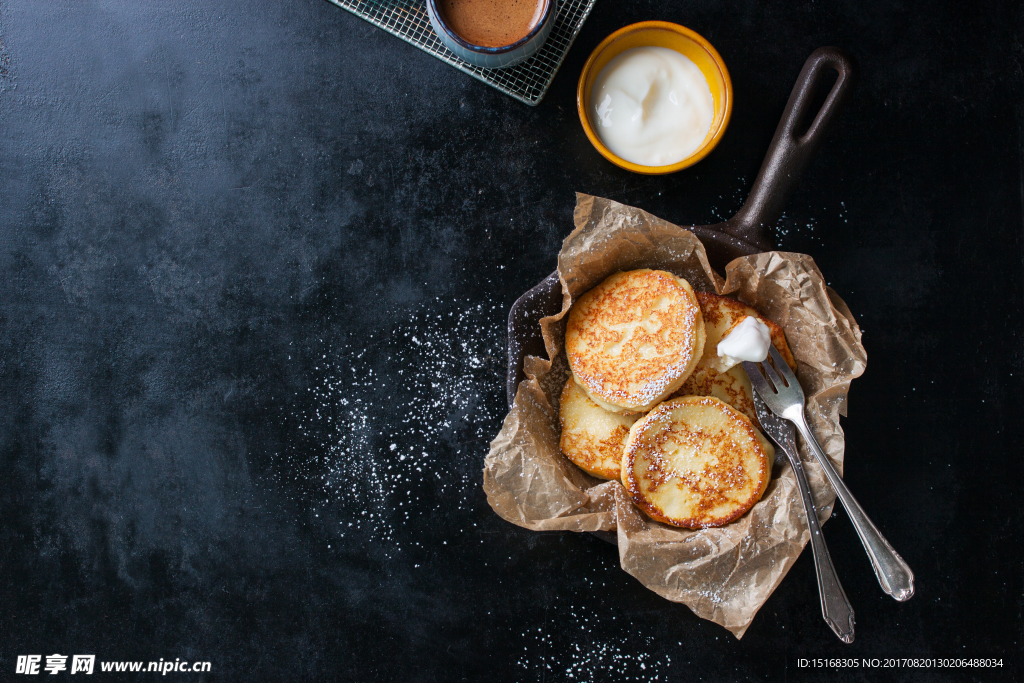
325 0 597 106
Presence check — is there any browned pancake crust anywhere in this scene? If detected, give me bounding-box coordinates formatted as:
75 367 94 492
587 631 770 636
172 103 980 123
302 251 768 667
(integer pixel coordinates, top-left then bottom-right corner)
672 293 796 426
558 379 638 479
565 270 705 413
677 364 758 423
695 292 796 371
621 396 771 528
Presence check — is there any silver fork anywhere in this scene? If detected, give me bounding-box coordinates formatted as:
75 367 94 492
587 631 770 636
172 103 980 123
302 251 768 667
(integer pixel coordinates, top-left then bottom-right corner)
753 392 855 642
744 348 915 602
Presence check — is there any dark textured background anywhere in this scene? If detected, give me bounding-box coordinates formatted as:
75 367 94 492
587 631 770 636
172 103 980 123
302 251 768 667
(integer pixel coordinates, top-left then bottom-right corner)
1 0 1021 680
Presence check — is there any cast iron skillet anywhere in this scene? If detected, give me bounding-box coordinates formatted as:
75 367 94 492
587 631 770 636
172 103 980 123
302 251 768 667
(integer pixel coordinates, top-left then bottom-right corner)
507 47 854 409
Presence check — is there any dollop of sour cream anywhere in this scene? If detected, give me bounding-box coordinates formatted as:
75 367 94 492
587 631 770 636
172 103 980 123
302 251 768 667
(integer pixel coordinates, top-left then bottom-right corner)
717 316 772 367
591 46 714 167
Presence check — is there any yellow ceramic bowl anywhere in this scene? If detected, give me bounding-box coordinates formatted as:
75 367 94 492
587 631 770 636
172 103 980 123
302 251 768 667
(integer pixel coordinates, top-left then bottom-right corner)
577 22 733 175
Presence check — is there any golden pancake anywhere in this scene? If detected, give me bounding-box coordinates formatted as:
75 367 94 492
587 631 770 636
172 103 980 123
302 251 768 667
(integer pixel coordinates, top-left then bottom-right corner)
676 363 759 424
621 396 773 528
565 269 705 414
693 292 795 375
559 378 640 480
672 293 796 425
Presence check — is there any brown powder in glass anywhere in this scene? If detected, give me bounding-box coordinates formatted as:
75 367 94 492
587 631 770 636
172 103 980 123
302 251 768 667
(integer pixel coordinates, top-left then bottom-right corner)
439 0 545 48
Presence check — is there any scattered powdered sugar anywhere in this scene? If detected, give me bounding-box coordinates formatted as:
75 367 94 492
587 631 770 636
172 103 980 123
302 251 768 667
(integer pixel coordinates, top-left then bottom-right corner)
706 178 749 223
774 212 820 243
516 602 674 681
704 176 843 248
270 297 506 552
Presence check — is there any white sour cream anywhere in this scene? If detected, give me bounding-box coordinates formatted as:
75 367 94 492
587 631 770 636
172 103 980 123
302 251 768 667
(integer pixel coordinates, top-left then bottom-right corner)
717 316 772 367
591 46 714 167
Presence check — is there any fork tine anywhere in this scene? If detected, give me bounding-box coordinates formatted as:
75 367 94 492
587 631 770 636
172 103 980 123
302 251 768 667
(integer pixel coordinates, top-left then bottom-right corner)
743 360 776 395
768 345 790 376
761 353 788 390
768 345 805 399
749 389 790 467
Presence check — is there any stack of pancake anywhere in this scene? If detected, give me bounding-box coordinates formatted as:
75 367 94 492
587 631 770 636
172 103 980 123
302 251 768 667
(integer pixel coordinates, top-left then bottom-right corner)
559 269 796 529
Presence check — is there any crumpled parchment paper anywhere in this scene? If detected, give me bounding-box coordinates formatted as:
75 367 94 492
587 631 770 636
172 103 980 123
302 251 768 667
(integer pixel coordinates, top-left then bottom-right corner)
483 194 867 638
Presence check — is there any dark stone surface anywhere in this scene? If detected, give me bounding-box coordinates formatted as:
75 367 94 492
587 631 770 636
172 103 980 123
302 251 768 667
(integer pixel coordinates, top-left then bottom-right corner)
0 0 1021 680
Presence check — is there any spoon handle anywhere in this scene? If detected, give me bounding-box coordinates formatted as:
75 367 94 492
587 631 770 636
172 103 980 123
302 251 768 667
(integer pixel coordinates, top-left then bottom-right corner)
778 436 855 642
792 415 916 602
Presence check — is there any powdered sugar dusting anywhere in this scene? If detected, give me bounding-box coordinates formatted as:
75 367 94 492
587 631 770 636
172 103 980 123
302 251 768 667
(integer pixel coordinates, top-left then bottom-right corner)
270 297 505 553
516 601 674 680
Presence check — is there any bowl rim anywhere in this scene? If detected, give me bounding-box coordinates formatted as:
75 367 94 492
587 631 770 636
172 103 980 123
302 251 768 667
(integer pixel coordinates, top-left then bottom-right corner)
576 21 733 175
427 0 554 55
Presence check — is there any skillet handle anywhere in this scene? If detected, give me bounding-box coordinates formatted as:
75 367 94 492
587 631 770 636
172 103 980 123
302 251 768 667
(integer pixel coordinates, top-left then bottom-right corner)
726 47 854 248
